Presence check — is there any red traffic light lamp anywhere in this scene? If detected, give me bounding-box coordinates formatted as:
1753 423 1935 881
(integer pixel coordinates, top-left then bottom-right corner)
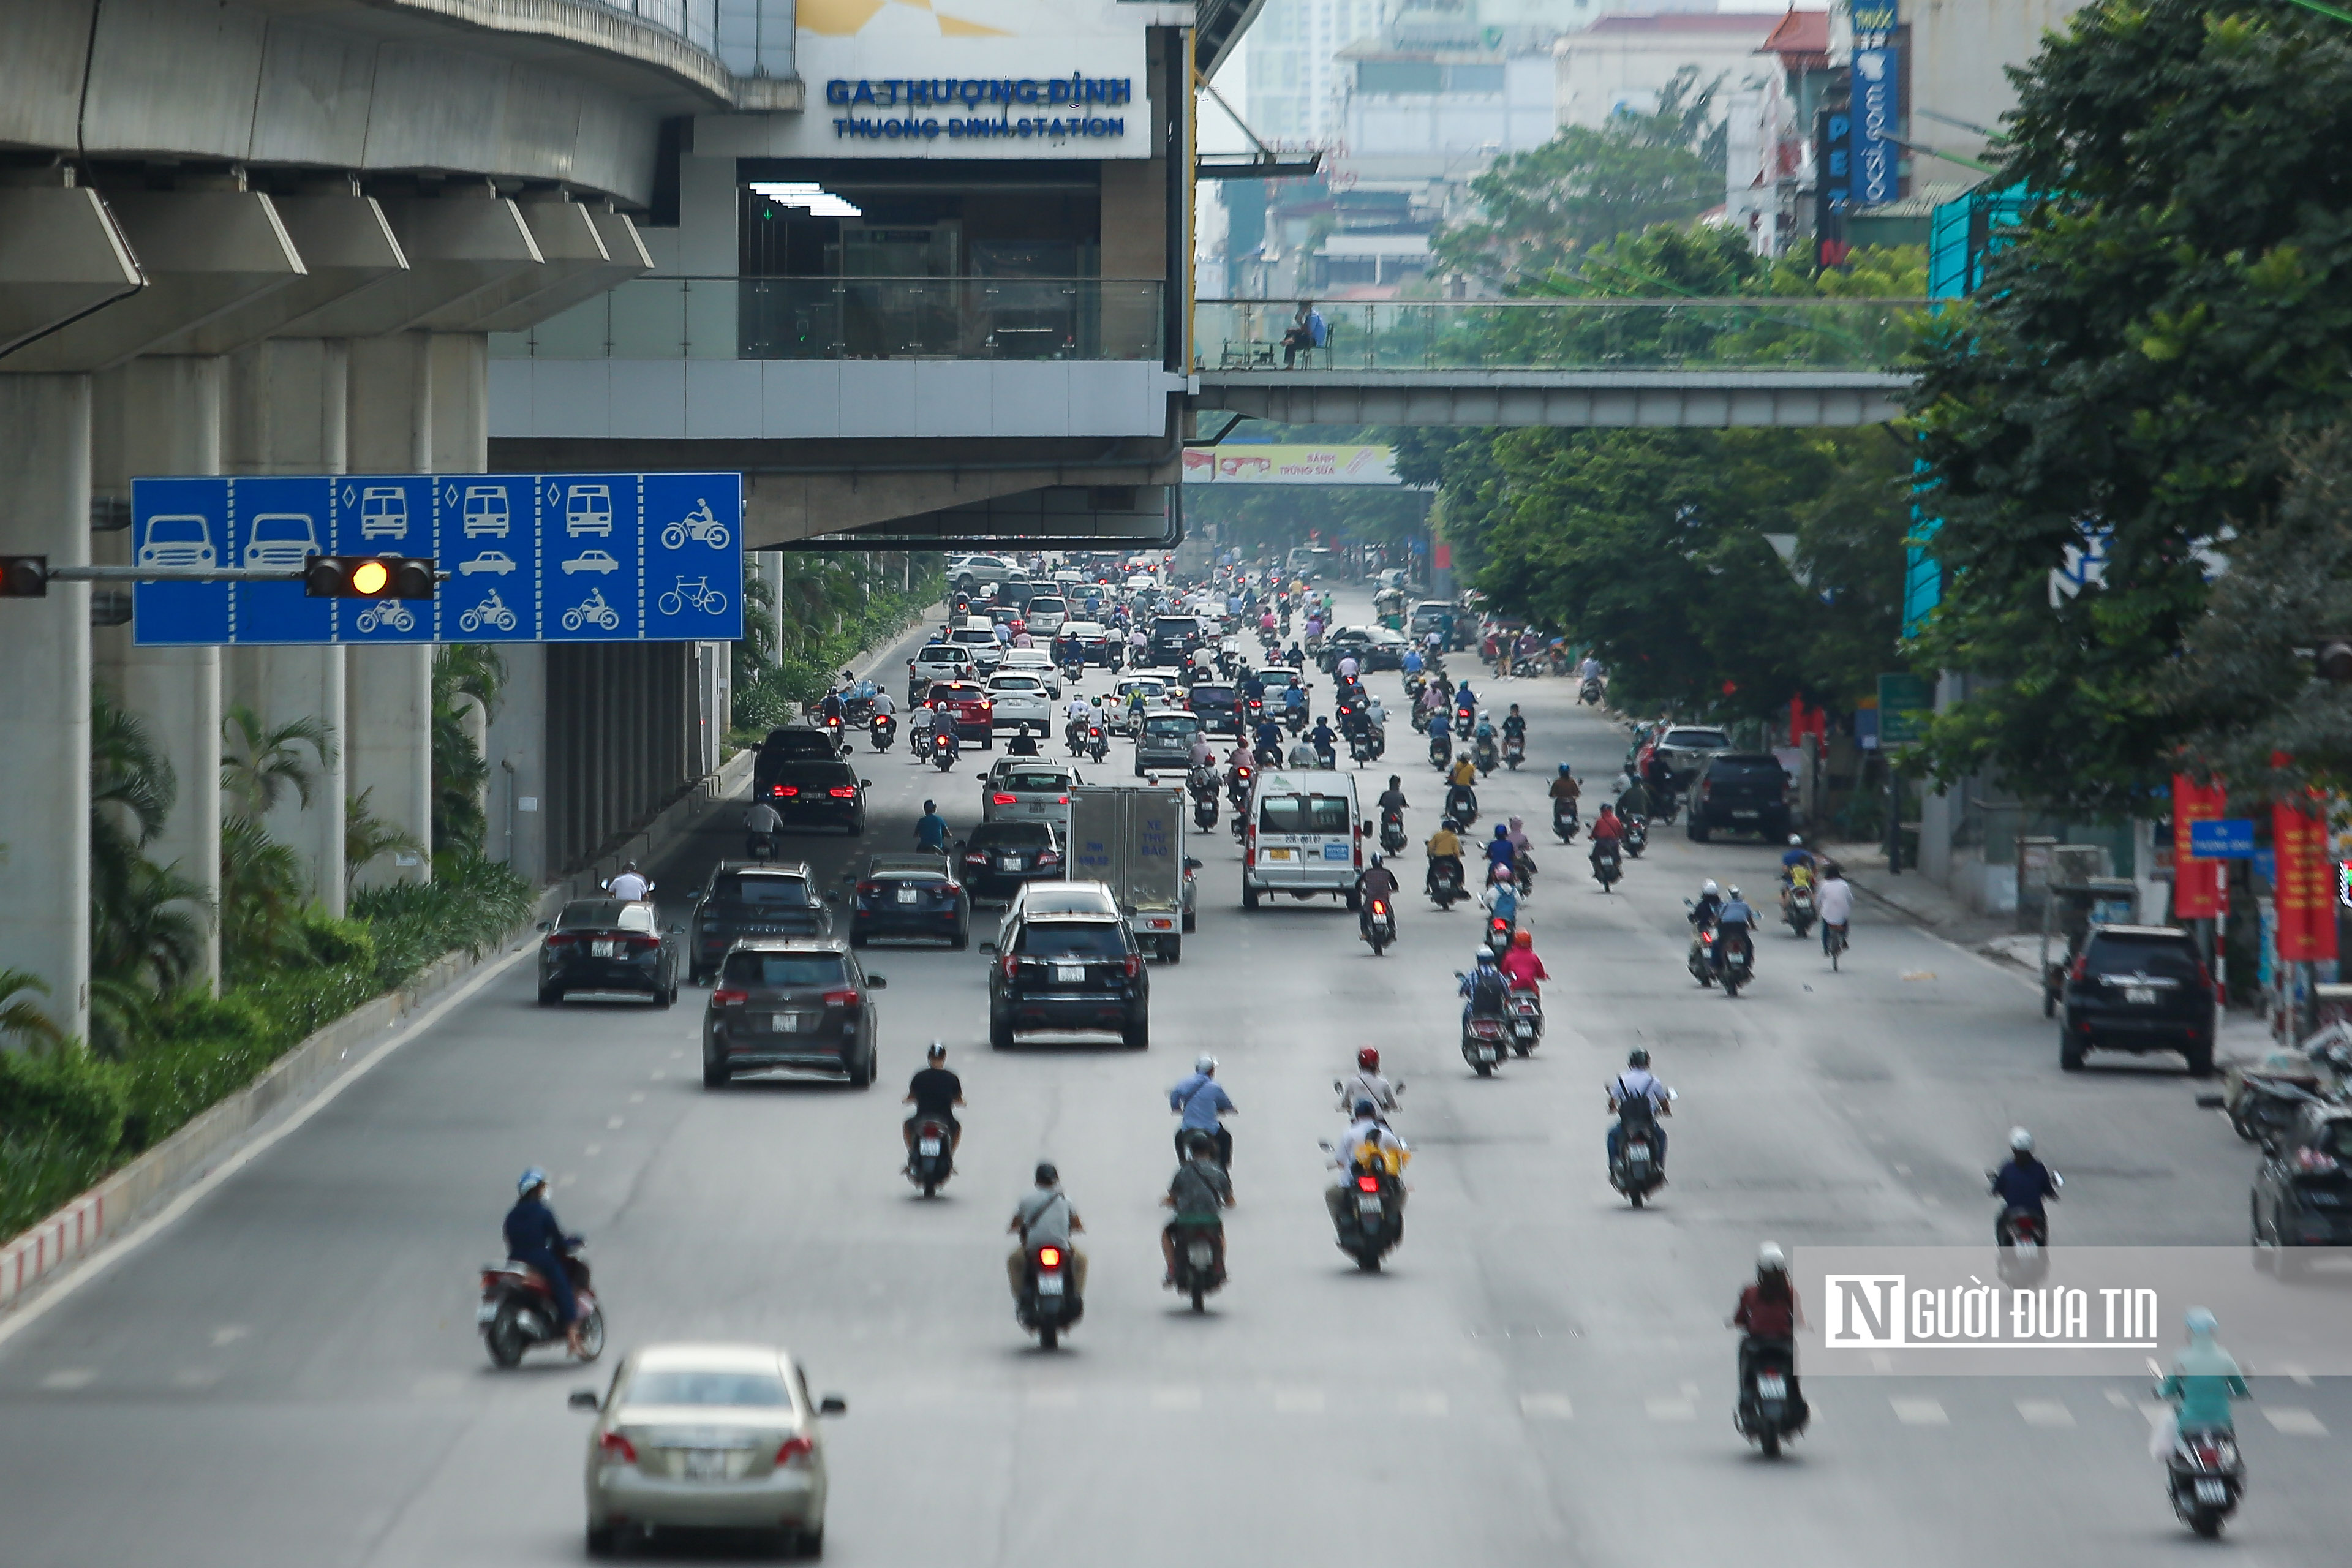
0 556 47 597
303 554 436 599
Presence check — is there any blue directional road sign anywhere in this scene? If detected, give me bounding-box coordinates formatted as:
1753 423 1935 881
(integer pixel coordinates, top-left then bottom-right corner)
131 473 743 645
2189 818 2257 860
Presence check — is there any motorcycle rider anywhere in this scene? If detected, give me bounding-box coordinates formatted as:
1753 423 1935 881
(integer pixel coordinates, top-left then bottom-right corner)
1780 834 1818 915
1606 1048 1672 1173
1989 1127 2060 1245
607 861 649 901
1485 822 1518 884
1161 1129 1235 1287
1377 774 1411 824
1501 703 1527 753
1730 1243 1805 1413
503 1168 586 1356
1690 878 1724 930
1282 677 1309 726
2155 1308 2248 1455
1589 802 1626 873
1615 771 1652 821
1481 864 1519 930
1006 728 1042 757
1254 715 1286 765
1336 1047 1399 1117
1459 947 1510 1029
1064 690 1094 748
914 799 949 854
1549 764 1581 833
1286 728 1324 771
1716 884 1757 974
1310 715 1340 769
1817 862 1855 954
908 699 937 753
1499 927 1548 992
903 1042 966 1162
1425 818 1465 899
742 799 783 860
1325 1099 1410 1229
1007 1162 1086 1300
1169 1054 1237 1169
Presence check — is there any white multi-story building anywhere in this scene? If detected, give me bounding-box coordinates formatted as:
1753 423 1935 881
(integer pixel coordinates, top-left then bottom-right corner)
1555 10 1789 129
1245 0 1389 146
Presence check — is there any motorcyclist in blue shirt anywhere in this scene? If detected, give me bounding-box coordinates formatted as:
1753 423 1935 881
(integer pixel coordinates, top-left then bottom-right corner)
1403 647 1425 678
1715 885 1757 972
1253 717 1284 762
914 799 949 853
1168 1055 1237 1168
1988 1127 2061 1243
1310 716 1339 767
503 1168 586 1356
1485 822 1517 880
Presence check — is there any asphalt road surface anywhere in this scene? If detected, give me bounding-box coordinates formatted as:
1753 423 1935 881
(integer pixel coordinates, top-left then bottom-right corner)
1 589 2343 1567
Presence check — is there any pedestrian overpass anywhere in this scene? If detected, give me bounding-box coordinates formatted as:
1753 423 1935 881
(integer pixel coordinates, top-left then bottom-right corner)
1190 298 1919 428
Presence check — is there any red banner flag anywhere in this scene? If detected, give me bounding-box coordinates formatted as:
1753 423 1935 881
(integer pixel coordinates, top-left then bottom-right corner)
2172 774 2225 920
2275 796 2337 963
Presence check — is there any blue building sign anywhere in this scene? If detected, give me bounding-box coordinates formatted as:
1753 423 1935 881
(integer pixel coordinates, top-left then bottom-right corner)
1852 47 1901 206
130 472 743 646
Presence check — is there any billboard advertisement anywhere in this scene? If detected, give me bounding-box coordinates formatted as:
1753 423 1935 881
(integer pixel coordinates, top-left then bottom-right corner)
1180 445 1402 485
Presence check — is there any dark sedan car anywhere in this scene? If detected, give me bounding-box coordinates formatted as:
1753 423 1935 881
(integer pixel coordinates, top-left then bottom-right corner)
539 898 679 1007
984 910 1147 1049
848 853 970 948
758 760 870 835
703 939 886 1088
2253 1105 2352 1270
956 820 1064 903
2060 924 2215 1075
1185 682 1243 737
687 862 834 983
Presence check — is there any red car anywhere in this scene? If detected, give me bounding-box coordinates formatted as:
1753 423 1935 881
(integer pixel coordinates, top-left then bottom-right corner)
925 680 997 746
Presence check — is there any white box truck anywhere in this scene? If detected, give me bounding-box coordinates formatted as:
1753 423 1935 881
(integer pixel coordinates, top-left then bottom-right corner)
1066 785 1196 962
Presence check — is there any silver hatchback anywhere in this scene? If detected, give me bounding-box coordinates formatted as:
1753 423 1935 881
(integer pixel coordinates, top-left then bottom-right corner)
1134 708 1204 777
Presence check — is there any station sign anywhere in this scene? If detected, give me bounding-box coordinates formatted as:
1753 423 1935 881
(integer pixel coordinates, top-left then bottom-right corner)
2188 818 2256 860
130 473 743 646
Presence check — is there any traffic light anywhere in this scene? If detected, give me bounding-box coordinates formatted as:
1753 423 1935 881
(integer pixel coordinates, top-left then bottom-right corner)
0 556 47 597
2315 635 2352 685
303 554 435 600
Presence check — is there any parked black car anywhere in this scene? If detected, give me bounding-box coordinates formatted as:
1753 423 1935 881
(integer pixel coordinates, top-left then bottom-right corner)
1685 753 1791 843
756 758 871 835
2060 923 2216 1075
985 910 1148 1050
2253 1104 2352 1268
539 898 680 1006
957 820 1065 903
848 853 970 948
703 938 885 1088
687 861 834 984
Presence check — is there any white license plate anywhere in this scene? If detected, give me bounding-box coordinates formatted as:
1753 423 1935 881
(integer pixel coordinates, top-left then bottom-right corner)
2126 986 2157 1005
681 1449 727 1482
2195 1480 2227 1505
475 1302 497 1325
1054 963 1086 983
1356 1196 1382 1217
1001 856 1022 870
1513 1022 1533 1038
1188 1241 1214 1267
1476 1046 1497 1062
1036 1272 1066 1296
591 940 616 957
918 1137 941 1156
897 887 919 904
772 1014 801 1033
1755 1374 1787 1400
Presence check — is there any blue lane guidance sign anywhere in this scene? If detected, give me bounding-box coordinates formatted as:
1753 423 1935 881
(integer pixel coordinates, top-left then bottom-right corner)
2189 818 2257 861
131 473 743 646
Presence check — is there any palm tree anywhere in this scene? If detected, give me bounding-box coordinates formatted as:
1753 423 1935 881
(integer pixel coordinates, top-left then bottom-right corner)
345 788 426 887
431 647 503 855
220 704 336 825
0 967 62 1052
219 816 309 973
87 695 212 1052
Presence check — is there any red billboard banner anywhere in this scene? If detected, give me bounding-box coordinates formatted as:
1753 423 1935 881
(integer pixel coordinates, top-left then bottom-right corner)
2172 774 2225 920
2274 797 2337 962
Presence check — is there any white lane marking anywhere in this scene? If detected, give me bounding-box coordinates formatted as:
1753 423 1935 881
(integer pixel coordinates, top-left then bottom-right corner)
210 1325 249 1348
1891 1163 1912 1175
2104 1389 2134 1410
1400 1392 1448 1417
1023 1389 1077 1409
628 1093 645 1105
606 1115 625 1129
1645 1396 1695 1421
1520 1393 1574 1421
1274 1388 1324 1414
0 941 536 1355
584 1144 603 1158
2016 1400 2075 1428
2264 1407 2328 1436
40 1368 95 1390
1891 1398 1949 1426
669 1050 685 1060
1151 1386 1202 1412
172 1368 221 1389
650 1071 667 1081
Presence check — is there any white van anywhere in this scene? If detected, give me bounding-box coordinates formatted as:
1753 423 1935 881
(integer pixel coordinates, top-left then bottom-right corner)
1241 770 1363 910
1285 545 1333 579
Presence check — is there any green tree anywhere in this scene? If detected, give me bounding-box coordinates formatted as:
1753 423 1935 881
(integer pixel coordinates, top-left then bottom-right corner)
1905 0 2352 816
220 706 336 825
87 695 208 1056
431 646 503 855
0 967 63 1051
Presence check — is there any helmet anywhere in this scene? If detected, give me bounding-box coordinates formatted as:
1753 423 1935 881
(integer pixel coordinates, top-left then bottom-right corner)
2185 1306 2218 1337
1513 929 1532 949
517 1167 549 1196
1494 824 1509 839
1358 1047 1380 1071
1788 834 1804 846
1727 886 1742 900
927 1042 947 1061
1370 853 1384 868
1195 1054 1218 1074
1494 865 1513 881
622 860 639 873
1354 1098 1378 1120
2010 1126 2034 1153
1758 1242 1787 1272
1475 948 1499 965
1628 1048 1650 1068
1558 763 1571 775
1388 774 1401 788
1441 818 1460 832
1703 880 1720 896
1035 1161 1059 1185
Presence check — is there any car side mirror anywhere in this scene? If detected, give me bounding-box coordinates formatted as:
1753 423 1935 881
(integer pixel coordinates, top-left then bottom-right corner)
667 924 684 935
979 941 999 956
819 1395 848 1416
536 920 551 931
866 974 887 989
568 1389 600 1412
861 779 873 788
824 891 843 903
1185 858 1202 871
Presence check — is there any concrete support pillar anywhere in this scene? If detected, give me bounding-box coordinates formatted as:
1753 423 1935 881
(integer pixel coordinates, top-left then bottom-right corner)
92 356 225 990
225 339 348 914
486 644 546 884
0 375 94 1043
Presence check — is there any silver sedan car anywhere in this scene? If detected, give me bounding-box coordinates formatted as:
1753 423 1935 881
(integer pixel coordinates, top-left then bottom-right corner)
571 1343 846 1557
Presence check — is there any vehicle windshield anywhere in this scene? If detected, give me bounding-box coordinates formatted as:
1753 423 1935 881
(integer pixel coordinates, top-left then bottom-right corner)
918 644 963 662
1143 715 1200 737
717 874 810 907
2086 934 2203 982
1153 617 1198 636
992 677 1041 692
999 772 1071 793
1259 794 1353 835
557 900 629 929
1017 922 1127 958
1665 728 1732 748
1191 687 1236 704
1028 598 1066 614
970 821 1054 848
719 952 849 989
627 1368 794 1408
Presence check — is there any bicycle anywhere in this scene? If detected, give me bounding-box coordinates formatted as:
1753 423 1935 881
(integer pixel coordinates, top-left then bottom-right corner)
657 577 729 617
1823 922 1848 972
660 500 731 552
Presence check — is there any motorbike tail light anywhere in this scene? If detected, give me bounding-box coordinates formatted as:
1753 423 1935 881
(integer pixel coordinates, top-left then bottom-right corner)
828 786 858 799
714 988 748 1006
1357 1174 1380 1193
1123 953 1142 978
2296 1145 2342 1174
1036 1246 1063 1269
775 1435 815 1467
599 1431 638 1464
480 1271 500 1290
992 793 1018 805
1371 900 1388 914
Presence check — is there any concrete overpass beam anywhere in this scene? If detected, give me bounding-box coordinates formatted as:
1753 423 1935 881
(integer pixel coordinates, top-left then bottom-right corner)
92 355 225 990
0 374 94 1044
439 198 650 334
0 186 145 362
6 189 306 374
159 191 409 356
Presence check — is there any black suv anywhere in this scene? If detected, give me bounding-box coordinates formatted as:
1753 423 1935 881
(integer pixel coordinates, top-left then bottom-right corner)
2253 1104 2352 1267
703 939 885 1088
1685 753 1790 843
2059 924 2215 1075
756 758 871 835
1146 614 1208 668
760 725 843 763
687 862 834 983
985 910 1148 1049
957 820 1064 903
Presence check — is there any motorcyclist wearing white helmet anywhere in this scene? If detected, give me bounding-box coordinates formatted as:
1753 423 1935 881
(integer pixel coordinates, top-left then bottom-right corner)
1989 1126 2061 1243
1730 1242 1807 1416
1168 1054 1236 1169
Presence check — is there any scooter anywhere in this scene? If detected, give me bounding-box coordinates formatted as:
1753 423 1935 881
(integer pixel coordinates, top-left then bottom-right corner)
1553 799 1580 844
870 712 897 752
1623 813 1648 858
746 831 777 864
1453 709 1475 740
1580 676 1604 706
1322 1148 1405 1272
1503 734 1526 771
1428 728 1452 771
1593 840 1623 892
1685 903 1718 987
2162 1417 2245 1539
1610 1096 1671 1207
1989 1167 2061 1283
1783 877 1818 938
1017 1242 1083 1350
930 730 960 772
908 1118 955 1197
1460 1009 1508 1077
1168 1223 1227 1313
1361 895 1396 956
1227 761 1255 813
1349 730 1380 766
1379 809 1406 855
1736 1340 1809 1458
479 1245 605 1368
1444 785 1479 832
1485 914 1513 957
1087 723 1108 763
1427 859 1464 911
1717 930 1754 998
1507 988 1543 1054
1473 734 1499 775
1066 717 1090 758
